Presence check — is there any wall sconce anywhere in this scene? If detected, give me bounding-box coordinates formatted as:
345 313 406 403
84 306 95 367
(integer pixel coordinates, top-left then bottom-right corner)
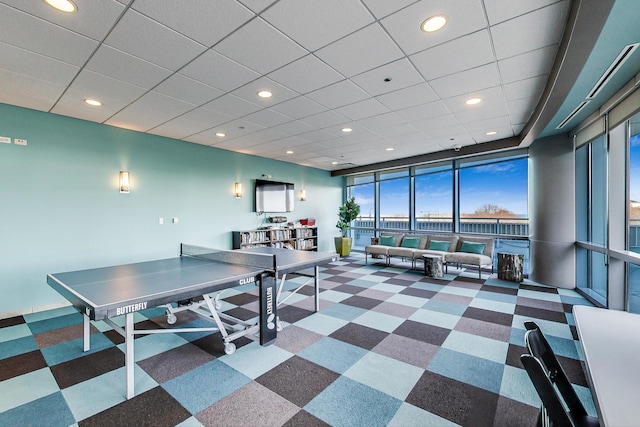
119 171 130 193
235 182 243 198
299 189 306 201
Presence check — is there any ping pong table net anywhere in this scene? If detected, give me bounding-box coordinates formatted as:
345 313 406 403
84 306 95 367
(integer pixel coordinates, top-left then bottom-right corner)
181 244 276 271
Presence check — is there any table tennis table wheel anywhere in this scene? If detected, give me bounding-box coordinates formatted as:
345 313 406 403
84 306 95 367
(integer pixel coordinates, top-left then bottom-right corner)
166 313 177 325
224 342 236 355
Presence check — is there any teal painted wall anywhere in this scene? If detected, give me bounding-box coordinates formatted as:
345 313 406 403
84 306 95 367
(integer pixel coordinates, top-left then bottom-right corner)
0 103 343 317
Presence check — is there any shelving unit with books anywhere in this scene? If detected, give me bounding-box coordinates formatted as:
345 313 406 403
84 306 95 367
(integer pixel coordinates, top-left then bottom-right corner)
232 226 318 251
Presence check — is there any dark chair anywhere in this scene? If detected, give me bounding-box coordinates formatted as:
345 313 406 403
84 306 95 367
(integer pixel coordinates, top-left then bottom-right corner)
521 321 599 427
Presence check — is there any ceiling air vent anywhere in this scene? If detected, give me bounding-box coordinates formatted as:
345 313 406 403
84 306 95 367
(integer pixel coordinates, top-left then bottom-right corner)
586 43 640 99
556 100 590 129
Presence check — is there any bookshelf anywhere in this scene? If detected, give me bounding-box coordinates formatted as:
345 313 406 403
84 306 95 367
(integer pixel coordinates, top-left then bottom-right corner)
232 226 318 251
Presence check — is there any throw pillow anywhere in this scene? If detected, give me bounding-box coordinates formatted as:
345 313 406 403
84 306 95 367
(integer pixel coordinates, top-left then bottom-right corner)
429 240 450 251
400 237 420 248
380 236 396 246
460 241 486 254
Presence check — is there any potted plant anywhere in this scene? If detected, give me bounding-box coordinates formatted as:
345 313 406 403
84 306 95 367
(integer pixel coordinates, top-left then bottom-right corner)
335 196 361 256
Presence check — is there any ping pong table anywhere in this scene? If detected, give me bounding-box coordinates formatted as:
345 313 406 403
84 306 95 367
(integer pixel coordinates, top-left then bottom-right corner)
47 244 337 399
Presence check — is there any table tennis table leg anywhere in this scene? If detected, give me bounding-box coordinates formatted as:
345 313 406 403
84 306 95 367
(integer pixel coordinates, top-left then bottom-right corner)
83 313 90 351
125 312 135 399
314 266 320 312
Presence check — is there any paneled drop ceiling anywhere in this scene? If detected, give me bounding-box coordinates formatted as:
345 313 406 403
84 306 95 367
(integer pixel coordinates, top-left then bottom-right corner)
0 0 638 171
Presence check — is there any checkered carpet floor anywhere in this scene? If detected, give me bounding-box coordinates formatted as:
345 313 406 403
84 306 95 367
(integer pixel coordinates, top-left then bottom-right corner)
0 253 596 426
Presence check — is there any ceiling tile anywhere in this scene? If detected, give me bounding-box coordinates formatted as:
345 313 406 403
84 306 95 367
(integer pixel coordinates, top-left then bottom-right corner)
243 108 293 128
484 0 565 25
306 80 370 109
380 0 487 56
468 125 514 143
85 45 172 89
507 97 538 125
52 92 119 124
198 117 265 142
0 68 65 110
300 110 350 129
503 75 547 102
202 93 262 118
429 63 501 98
270 96 327 120
498 45 557 84
147 115 216 140
132 0 254 47
463 115 511 132
374 122 421 139
180 49 260 92
315 24 404 77
261 0 374 51
104 10 207 71
231 76 299 106
0 4 98 66
351 58 424 96
334 98 390 121
0 41 78 85
357 112 405 130
453 101 509 124
410 30 494 80
297 129 335 143
410 113 460 134
213 17 307 74
375 83 438 110
237 0 277 14
395 100 449 122
176 106 234 128
267 54 344 94
2 0 125 41
52 71 147 119
105 92 196 131
441 86 506 113
154 74 224 105
490 1 570 60
361 0 418 19
271 120 317 136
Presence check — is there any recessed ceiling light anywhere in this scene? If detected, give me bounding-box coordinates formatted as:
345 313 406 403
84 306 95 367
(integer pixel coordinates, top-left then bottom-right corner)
331 161 338 165
44 0 77 13
84 98 102 107
486 131 498 136
386 147 394 151
286 150 294 154
421 15 447 32
342 127 353 133
465 98 481 105
215 132 225 137
257 90 272 98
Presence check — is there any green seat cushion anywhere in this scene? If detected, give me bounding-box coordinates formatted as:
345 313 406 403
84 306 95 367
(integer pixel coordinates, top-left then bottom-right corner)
400 237 420 248
380 236 396 246
460 241 486 254
428 240 450 251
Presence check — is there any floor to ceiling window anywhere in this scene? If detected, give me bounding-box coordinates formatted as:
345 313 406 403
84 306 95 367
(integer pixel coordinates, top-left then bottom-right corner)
575 135 608 306
414 163 453 232
459 157 529 235
379 169 409 230
628 113 640 312
345 151 529 272
349 174 375 248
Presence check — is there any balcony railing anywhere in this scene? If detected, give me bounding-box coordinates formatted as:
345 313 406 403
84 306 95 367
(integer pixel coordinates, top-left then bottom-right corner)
352 216 529 236
348 216 531 274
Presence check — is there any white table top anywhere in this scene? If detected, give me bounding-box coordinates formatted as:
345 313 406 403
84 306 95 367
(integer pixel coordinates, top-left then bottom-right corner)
573 305 640 427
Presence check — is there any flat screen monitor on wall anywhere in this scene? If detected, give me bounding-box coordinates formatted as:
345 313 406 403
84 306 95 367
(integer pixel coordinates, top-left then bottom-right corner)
255 179 294 213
